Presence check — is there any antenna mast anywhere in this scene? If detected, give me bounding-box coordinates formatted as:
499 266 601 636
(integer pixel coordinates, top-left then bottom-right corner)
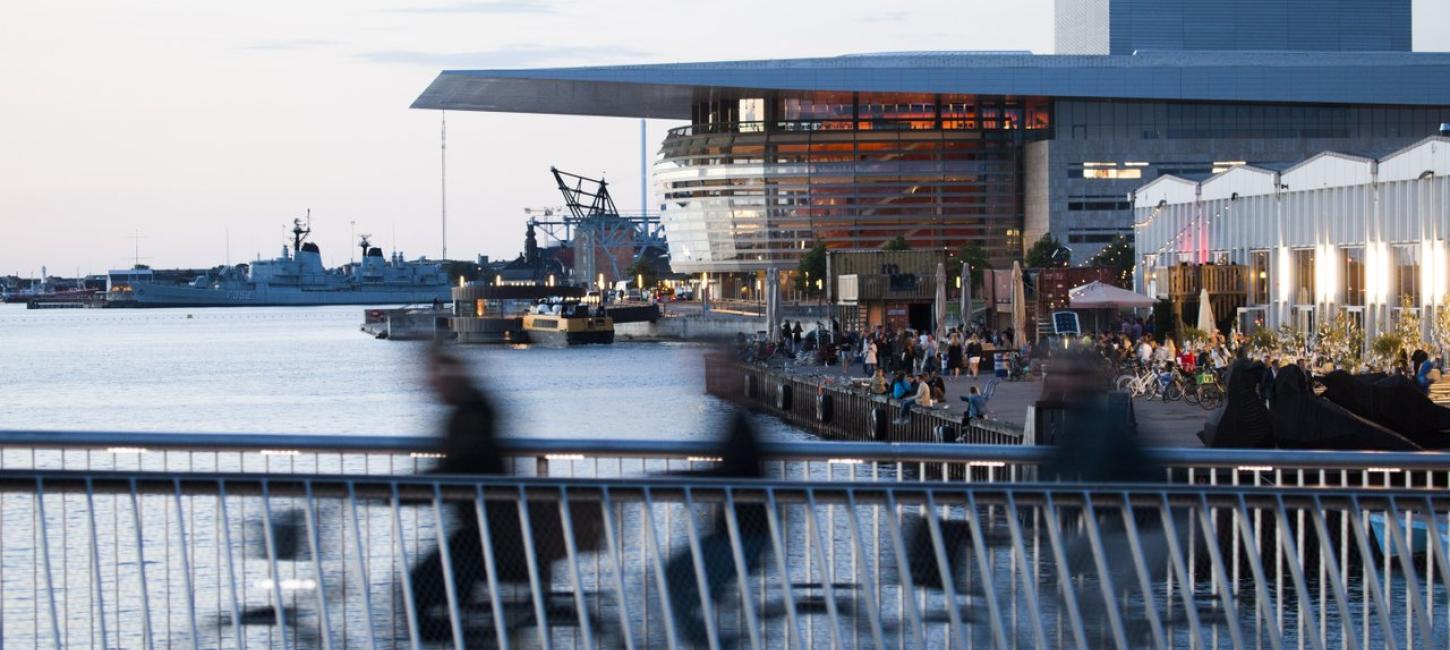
441 110 448 261
640 119 647 216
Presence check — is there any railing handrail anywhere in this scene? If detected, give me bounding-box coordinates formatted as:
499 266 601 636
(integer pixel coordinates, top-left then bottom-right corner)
4 468 1445 511
4 429 1450 471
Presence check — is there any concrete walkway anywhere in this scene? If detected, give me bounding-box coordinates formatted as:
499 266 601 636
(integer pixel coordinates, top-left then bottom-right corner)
785 361 1210 448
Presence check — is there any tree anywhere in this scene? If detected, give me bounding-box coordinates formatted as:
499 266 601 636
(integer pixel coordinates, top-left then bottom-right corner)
1086 235 1134 285
796 242 827 296
626 257 659 289
1024 233 1069 268
881 235 910 251
952 242 992 291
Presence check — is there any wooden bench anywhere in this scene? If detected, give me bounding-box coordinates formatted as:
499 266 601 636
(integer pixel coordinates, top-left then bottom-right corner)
1430 382 1450 406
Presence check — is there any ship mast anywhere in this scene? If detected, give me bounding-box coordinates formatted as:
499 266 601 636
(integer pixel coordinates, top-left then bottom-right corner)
292 210 312 255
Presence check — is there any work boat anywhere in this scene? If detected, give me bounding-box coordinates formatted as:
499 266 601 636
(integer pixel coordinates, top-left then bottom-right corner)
126 218 451 307
522 301 614 345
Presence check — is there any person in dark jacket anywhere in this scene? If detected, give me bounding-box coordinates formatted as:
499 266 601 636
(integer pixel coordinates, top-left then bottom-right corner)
1259 358 1280 406
409 345 568 642
664 411 769 645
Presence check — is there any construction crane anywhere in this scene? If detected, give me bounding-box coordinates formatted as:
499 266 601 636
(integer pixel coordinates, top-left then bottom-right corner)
524 168 667 287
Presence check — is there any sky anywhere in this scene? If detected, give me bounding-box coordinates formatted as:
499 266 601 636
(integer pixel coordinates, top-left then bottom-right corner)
2 0 1449 277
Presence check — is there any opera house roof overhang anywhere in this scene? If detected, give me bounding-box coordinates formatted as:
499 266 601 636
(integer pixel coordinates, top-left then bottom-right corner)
411 50 1450 118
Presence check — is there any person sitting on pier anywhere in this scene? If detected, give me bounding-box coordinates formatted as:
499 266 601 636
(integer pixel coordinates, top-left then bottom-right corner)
927 371 946 402
891 372 912 400
869 368 889 395
895 373 934 423
961 384 987 423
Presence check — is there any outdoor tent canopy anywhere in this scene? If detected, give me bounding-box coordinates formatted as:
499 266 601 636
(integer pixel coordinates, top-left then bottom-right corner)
1067 281 1154 309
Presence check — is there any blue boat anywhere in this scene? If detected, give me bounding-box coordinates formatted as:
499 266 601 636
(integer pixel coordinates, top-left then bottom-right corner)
1367 512 1450 557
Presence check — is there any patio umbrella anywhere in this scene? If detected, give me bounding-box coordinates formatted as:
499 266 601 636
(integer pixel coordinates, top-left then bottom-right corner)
959 262 972 328
935 261 947 335
1011 261 1026 348
1067 281 1154 334
765 268 779 343
1197 287 1216 335
1067 281 1154 309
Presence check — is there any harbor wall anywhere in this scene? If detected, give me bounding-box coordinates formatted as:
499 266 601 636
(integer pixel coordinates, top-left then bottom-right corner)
706 362 1025 445
616 315 766 341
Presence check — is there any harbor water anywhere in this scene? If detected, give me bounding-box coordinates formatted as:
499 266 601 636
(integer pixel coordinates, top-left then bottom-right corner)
0 303 807 441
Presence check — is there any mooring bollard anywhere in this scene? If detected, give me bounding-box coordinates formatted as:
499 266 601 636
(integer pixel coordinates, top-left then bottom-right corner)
816 387 832 423
869 406 887 441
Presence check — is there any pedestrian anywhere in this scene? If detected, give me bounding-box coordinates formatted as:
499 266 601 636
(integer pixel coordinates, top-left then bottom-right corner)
409 345 563 642
948 332 963 377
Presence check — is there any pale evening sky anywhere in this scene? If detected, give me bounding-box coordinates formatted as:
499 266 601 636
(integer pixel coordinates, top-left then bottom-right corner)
2 0 1448 277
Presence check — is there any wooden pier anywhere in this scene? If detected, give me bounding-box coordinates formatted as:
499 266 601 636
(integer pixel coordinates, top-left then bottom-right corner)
707 363 1024 444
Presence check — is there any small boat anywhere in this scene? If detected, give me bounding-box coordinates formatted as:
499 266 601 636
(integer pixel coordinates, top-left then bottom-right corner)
1367 512 1450 557
522 301 613 345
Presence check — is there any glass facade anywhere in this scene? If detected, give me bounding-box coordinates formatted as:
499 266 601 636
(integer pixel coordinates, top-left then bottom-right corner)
1056 100 1450 142
1292 248 1315 305
657 92 1050 272
1341 247 1364 306
1250 250 1270 305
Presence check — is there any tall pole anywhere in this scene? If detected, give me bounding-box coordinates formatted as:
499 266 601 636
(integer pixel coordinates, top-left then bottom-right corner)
640 119 647 217
441 110 447 261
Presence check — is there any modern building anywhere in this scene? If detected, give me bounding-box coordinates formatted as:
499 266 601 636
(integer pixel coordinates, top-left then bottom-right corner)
1133 135 1450 345
413 0 1450 299
1055 0 1412 56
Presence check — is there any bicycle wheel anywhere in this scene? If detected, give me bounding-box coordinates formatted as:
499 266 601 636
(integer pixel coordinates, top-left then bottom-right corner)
1115 375 1138 395
1161 380 1183 401
1182 381 1200 404
1199 384 1223 410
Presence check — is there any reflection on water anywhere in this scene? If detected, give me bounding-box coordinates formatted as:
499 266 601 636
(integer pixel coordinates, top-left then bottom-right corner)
0 304 806 441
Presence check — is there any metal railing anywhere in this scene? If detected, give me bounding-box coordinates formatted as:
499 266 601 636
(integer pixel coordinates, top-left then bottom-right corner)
3 466 1450 648
6 430 1450 488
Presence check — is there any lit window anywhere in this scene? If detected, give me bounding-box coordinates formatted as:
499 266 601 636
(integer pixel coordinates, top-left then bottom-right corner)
1124 162 1149 167
1082 168 1142 180
1212 161 1247 174
739 98 764 132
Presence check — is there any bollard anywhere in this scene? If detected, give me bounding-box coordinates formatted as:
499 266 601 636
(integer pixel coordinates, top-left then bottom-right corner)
868 407 887 441
816 390 833 423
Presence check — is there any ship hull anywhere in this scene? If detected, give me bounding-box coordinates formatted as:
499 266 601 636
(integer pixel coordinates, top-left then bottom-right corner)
127 282 451 308
526 328 614 345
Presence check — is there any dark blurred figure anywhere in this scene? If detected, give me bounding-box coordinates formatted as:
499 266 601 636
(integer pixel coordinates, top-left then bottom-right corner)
1042 347 1158 483
664 410 770 646
410 345 568 643
1041 348 1170 643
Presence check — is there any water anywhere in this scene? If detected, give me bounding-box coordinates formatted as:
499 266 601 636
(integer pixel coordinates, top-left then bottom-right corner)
0 303 806 441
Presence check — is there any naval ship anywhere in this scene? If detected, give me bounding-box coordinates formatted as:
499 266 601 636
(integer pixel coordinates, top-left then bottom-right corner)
125 218 452 307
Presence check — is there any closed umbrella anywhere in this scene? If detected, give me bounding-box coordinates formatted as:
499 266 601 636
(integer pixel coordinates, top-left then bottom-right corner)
765 268 780 343
934 261 947 335
959 261 972 328
1011 261 1026 348
1197 287 1216 336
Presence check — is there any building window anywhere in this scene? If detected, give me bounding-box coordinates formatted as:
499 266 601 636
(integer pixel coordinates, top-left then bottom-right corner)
1250 250 1269 305
1395 244 1420 306
1212 161 1247 174
1342 247 1365 306
1082 168 1142 180
1292 249 1315 305
738 98 765 132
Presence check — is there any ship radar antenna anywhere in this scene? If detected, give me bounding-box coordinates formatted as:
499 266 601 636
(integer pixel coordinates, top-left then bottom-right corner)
292 211 312 255
359 233 372 260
